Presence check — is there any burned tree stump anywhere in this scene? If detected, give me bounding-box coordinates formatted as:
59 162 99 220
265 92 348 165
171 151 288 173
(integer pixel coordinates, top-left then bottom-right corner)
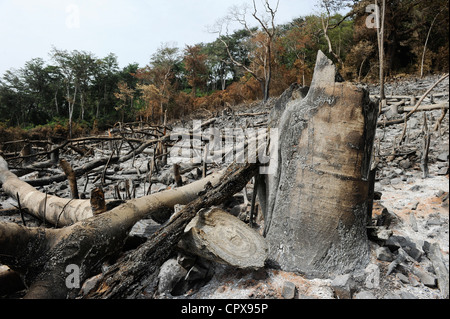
264 51 378 278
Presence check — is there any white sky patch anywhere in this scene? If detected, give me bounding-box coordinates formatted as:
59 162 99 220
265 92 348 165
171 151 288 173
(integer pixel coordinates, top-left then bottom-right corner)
0 0 319 74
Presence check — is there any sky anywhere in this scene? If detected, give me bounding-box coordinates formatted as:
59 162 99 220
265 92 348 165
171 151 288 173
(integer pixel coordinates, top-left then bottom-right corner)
0 0 320 76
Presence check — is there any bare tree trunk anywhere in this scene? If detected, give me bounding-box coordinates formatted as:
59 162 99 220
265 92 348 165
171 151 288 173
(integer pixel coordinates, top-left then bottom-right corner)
54 89 59 114
80 91 85 121
68 86 77 139
218 0 278 103
377 0 386 105
321 14 344 67
0 156 222 227
264 57 271 102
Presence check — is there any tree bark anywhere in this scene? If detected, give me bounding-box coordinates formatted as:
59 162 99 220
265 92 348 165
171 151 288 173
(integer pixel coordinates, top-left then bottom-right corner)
263 51 378 278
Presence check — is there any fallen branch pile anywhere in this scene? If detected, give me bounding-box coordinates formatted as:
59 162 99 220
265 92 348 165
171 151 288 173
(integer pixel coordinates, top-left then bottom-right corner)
0 152 261 298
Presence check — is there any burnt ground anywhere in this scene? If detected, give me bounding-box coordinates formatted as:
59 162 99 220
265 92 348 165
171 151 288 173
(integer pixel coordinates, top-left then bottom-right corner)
0 75 448 299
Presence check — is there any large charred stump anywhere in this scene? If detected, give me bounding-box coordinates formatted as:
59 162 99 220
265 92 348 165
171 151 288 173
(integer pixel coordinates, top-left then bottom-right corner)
264 51 378 278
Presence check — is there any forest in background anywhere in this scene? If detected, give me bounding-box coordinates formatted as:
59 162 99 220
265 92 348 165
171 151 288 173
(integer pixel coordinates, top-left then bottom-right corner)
0 0 448 140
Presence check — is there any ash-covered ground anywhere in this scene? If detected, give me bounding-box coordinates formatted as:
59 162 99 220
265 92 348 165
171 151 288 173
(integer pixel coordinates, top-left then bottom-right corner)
1 75 448 299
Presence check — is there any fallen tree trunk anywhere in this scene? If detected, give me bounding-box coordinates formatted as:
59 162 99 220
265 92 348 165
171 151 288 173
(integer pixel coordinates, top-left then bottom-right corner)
377 73 449 127
400 102 449 113
263 51 378 278
1 156 93 226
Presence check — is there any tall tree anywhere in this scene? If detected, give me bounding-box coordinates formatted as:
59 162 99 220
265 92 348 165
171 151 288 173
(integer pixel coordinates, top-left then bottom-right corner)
150 45 180 120
93 53 120 119
132 45 180 123
50 48 98 137
217 0 279 102
114 81 135 123
0 59 60 127
275 17 317 86
51 49 77 138
204 39 234 91
0 69 29 127
183 44 208 97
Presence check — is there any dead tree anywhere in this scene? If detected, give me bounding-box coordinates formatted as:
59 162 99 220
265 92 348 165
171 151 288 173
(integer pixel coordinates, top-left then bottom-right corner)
262 51 378 278
319 0 346 68
377 0 386 103
217 0 279 102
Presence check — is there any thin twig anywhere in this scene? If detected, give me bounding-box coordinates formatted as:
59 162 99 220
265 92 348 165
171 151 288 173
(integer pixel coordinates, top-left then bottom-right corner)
101 148 116 186
56 198 75 228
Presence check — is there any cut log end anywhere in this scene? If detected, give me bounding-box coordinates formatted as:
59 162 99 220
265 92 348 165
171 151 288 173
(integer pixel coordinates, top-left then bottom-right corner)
179 208 268 269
